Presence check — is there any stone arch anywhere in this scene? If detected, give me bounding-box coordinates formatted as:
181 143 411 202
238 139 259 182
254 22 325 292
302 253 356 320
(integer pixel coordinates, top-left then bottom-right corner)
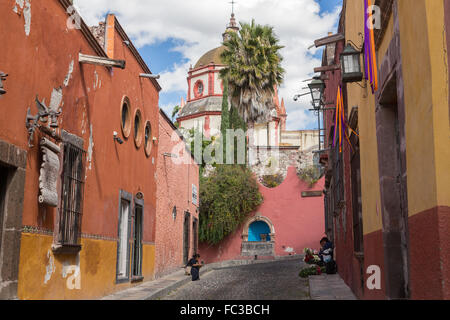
241 215 275 242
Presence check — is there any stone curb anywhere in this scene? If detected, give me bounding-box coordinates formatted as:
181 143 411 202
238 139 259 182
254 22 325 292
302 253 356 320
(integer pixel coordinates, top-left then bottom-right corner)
207 255 303 270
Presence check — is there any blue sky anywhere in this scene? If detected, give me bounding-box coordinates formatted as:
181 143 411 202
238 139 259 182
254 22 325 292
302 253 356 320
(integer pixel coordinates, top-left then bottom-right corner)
75 0 342 130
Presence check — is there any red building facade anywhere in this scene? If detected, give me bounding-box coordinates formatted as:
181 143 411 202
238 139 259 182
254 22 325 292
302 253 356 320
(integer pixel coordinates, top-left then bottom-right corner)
155 110 199 278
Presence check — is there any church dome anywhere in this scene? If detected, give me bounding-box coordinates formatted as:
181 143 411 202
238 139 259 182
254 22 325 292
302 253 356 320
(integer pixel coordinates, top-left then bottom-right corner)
194 46 226 69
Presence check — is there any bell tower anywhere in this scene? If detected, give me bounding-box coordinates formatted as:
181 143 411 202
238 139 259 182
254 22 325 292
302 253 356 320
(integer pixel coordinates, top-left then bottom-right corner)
222 1 239 41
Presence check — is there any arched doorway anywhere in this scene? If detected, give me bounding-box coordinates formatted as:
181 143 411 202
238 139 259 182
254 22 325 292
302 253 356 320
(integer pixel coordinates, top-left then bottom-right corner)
248 221 271 242
241 215 275 257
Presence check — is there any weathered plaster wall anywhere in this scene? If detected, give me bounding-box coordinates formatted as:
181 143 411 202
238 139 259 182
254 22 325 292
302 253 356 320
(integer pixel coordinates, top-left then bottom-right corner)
17 233 155 300
397 0 450 299
250 146 317 182
398 0 450 214
0 1 159 299
345 0 383 236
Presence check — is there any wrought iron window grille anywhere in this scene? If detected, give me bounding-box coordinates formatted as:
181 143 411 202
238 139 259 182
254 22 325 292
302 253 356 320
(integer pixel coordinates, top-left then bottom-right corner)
53 142 86 254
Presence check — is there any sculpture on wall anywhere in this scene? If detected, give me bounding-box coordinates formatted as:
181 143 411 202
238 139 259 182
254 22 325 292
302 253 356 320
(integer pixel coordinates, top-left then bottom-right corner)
25 95 63 207
26 95 62 148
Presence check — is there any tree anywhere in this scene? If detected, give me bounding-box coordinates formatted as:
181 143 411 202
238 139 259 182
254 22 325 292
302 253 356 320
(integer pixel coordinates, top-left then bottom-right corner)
229 104 247 164
220 81 230 162
199 165 263 245
186 127 215 174
220 19 285 125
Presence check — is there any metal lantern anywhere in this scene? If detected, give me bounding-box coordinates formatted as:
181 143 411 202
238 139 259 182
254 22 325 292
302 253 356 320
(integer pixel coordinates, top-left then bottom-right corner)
0 71 7 95
308 77 326 110
172 206 177 220
340 44 363 83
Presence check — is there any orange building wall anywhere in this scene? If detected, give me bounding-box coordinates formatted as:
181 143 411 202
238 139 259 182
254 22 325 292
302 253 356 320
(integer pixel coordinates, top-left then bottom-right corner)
0 0 159 299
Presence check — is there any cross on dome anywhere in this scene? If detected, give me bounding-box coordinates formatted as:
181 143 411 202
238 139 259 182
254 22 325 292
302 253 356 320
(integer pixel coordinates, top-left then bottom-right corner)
229 0 236 15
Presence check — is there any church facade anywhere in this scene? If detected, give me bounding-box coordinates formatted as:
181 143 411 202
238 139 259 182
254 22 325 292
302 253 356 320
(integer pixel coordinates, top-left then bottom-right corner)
177 14 320 176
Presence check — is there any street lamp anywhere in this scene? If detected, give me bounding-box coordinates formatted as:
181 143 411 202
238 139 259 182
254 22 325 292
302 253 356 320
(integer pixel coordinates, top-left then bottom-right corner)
308 77 326 110
306 77 326 151
0 71 8 95
340 43 363 83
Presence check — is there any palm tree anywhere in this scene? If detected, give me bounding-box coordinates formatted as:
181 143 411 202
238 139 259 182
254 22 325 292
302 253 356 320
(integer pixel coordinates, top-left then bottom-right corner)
220 19 285 125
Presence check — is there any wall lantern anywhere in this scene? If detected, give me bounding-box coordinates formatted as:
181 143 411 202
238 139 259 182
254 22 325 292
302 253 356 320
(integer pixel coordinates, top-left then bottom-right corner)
0 71 8 95
308 77 326 110
340 44 363 83
136 192 144 200
172 206 177 220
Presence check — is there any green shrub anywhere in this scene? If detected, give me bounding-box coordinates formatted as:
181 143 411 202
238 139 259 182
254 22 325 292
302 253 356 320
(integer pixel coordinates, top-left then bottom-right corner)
199 165 263 245
261 174 284 188
297 166 324 187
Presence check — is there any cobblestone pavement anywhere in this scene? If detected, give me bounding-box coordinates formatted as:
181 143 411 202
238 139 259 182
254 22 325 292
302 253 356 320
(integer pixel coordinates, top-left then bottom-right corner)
161 258 310 300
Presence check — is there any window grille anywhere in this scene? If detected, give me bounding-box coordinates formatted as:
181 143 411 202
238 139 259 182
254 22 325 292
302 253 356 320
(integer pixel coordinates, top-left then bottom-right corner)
132 204 143 279
57 142 86 250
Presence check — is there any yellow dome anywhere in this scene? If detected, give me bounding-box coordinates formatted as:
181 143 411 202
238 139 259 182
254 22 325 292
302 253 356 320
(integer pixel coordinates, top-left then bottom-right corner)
194 46 226 69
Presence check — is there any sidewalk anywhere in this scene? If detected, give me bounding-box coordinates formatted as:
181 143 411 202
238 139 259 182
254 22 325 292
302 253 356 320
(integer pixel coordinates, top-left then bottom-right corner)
101 255 303 300
308 274 357 300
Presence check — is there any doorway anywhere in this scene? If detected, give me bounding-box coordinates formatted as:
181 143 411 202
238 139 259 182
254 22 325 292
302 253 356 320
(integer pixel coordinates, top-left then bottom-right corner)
376 73 410 299
0 141 27 299
350 131 364 294
0 165 9 253
131 203 143 279
183 212 190 265
192 217 198 256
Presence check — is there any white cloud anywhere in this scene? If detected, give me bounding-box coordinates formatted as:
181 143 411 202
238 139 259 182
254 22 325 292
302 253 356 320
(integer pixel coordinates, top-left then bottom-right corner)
74 0 341 130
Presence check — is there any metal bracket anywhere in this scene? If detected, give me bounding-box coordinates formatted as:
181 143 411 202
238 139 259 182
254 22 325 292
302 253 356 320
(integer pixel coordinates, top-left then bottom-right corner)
79 53 126 69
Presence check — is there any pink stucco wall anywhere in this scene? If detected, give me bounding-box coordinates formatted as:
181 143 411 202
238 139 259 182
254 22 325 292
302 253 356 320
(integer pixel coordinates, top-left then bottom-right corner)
155 111 199 278
199 166 325 264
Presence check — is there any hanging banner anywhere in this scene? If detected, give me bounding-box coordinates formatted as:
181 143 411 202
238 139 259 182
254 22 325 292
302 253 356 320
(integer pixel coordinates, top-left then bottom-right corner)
365 0 379 93
333 86 359 153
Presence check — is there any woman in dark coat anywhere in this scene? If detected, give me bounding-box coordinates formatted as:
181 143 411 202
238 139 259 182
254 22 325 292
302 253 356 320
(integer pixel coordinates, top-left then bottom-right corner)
186 254 202 281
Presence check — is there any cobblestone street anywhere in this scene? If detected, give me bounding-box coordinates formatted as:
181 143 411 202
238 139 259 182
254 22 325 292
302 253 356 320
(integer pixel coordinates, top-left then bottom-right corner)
162 258 310 300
